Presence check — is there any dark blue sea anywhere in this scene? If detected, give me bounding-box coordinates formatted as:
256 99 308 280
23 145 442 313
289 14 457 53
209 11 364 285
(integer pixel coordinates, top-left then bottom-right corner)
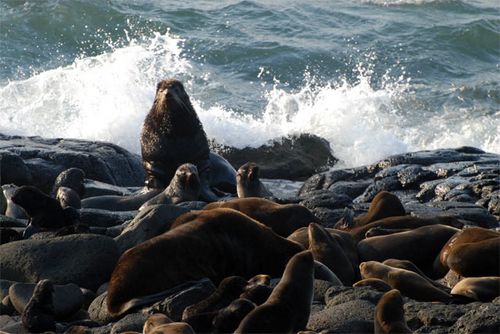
1 0 498 167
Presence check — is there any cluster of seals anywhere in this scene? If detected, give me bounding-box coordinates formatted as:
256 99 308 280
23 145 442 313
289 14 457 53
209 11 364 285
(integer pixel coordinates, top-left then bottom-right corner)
106 208 303 317
203 197 317 237
235 250 314 333
236 162 273 198
140 79 236 201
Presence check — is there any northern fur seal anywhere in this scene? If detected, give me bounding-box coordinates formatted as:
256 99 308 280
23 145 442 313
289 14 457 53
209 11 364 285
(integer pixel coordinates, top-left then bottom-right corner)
236 162 273 198
357 224 460 279
435 227 500 277
308 223 356 285
335 191 405 230
11 185 79 235
106 208 303 317
374 289 411 334
51 168 85 198
2 184 28 219
359 261 452 303
235 250 314 333
81 187 161 211
56 186 81 209
21 279 56 333
203 197 317 237
450 277 500 302
139 163 201 210
140 79 236 201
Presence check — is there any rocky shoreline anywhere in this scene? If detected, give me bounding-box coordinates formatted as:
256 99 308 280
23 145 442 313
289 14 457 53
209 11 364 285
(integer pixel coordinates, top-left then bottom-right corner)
0 133 499 333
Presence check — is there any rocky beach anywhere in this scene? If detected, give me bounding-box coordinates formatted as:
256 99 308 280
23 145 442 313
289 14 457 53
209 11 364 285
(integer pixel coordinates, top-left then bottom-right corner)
0 132 498 333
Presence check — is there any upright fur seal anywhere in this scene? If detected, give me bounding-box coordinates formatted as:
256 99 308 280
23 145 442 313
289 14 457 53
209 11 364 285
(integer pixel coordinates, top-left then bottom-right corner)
140 163 201 210
236 162 273 198
374 289 411 334
203 197 317 237
51 168 85 198
21 279 56 333
140 79 236 201
235 250 314 333
106 208 303 317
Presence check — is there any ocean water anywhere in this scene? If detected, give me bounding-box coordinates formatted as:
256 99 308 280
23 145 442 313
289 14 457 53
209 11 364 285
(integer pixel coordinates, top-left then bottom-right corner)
0 0 498 168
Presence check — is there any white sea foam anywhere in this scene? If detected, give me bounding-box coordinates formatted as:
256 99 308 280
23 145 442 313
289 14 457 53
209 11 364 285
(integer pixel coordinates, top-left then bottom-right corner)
1 30 498 169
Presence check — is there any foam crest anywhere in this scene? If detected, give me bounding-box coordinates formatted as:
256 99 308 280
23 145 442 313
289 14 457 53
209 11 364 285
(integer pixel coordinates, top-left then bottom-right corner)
0 30 189 153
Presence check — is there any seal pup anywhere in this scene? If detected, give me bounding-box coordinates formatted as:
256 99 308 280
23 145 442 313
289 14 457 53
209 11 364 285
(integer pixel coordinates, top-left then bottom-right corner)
450 277 500 302
435 227 500 277
51 167 85 198
140 163 201 210
56 186 82 209
235 250 314 333
357 224 460 279
11 185 79 237
359 261 452 303
236 162 273 198
374 289 411 334
21 279 56 333
335 191 405 230
203 197 317 237
140 79 235 201
106 208 303 317
308 223 356 285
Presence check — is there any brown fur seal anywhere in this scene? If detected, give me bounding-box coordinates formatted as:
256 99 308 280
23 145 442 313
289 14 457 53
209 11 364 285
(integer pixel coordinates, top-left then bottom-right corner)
359 261 452 302
140 163 201 210
435 227 500 277
106 208 303 317
235 250 314 333
21 279 56 333
146 322 195 334
11 185 79 237
287 226 359 279
140 79 236 201
203 197 317 237
335 191 405 230
56 186 81 209
236 162 273 198
51 167 85 198
357 224 460 279
450 277 500 302
144 313 172 333
308 223 356 285
374 289 411 334
382 259 451 292
350 215 463 242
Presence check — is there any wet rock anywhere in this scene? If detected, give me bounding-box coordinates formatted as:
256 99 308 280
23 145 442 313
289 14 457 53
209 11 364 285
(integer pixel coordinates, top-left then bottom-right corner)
325 286 383 307
9 282 83 319
145 278 216 322
300 190 352 211
0 133 145 192
299 167 374 196
211 134 337 180
397 165 437 189
110 312 149 334
355 176 402 203
88 292 113 324
449 303 500 334
404 301 474 329
83 179 135 198
115 204 189 253
0 234 120 290
313 280 337 304
79 209 137 228
307 299 375 332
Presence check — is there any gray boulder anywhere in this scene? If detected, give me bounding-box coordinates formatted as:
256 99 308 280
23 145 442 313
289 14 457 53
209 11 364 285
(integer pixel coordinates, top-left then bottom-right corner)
0 234 120 290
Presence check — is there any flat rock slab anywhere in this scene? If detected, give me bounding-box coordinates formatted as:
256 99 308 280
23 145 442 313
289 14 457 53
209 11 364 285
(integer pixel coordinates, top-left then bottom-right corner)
0 234 120 290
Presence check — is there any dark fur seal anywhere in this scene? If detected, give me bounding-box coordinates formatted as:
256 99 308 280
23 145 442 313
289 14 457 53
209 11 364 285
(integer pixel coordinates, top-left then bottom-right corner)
203 197 317 237
335 191 405 230
11 186 79 237
308 223 356 285
235 250 314 333
51 167 85 198
81 188 161 211
106 208 303 317
374 289 411 334
357 224 460 279
21 279 56 333
2 184 28 219
56 186 81 209
236 162 273 198
212 298 256 333
140 163 201 210
435 227 500 277
140 79 236 201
